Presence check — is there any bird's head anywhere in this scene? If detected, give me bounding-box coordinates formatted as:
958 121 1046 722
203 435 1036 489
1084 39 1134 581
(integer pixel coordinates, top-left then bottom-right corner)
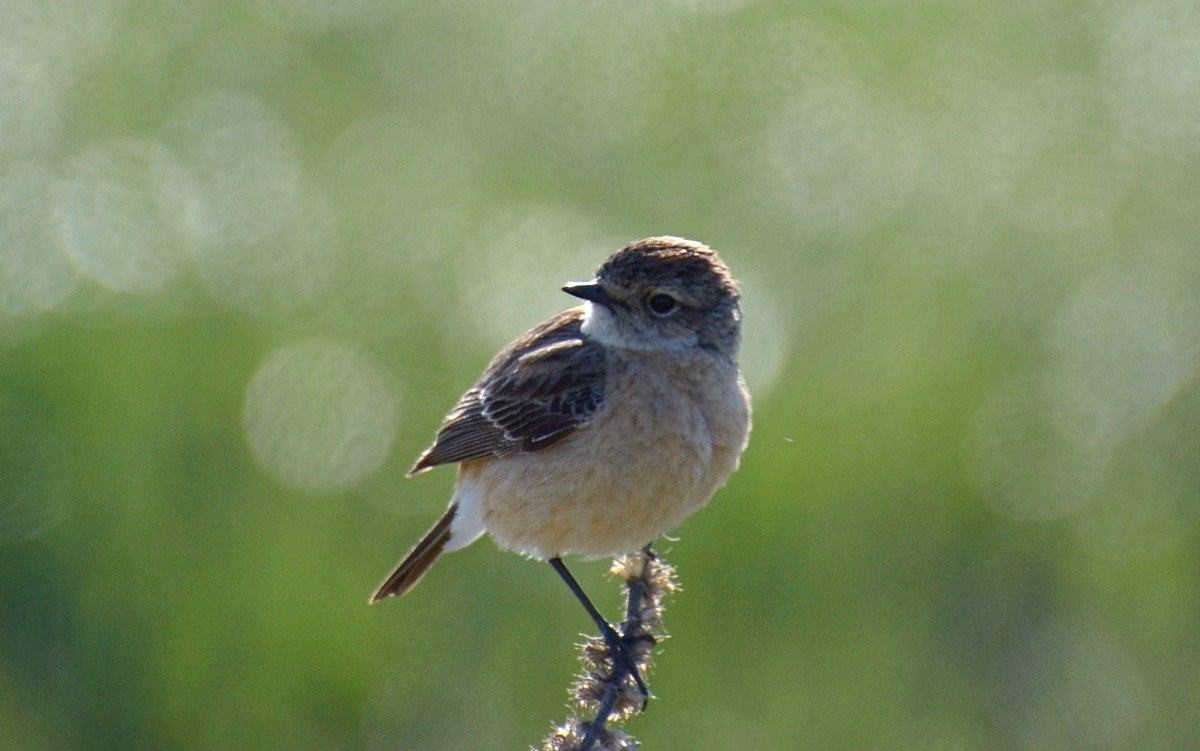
563 237 741 358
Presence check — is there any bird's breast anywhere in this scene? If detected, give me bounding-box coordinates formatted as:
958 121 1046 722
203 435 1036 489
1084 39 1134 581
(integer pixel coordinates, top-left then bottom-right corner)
470 350 750 558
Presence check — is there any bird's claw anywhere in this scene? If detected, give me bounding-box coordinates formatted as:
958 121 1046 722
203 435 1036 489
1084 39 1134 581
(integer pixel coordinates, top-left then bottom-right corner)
601 624 651 707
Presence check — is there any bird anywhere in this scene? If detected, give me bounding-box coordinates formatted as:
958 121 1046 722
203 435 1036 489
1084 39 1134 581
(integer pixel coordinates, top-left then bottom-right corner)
370 236 751 692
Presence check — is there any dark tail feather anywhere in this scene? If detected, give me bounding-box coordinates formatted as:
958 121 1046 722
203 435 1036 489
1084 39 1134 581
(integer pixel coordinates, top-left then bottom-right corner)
369 503 457 603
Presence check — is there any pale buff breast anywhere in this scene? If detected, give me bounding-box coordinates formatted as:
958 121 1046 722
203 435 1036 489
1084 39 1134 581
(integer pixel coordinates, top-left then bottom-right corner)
468 350 751 559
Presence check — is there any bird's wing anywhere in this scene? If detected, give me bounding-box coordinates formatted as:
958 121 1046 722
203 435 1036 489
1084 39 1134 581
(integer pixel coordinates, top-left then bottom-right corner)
409 308 607 474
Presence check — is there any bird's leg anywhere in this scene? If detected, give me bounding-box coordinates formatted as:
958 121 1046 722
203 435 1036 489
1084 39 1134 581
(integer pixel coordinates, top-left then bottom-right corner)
548 557 650 701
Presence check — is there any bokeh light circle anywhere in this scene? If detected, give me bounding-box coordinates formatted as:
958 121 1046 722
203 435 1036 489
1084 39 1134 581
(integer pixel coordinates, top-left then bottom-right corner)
1044 261 1200 453
763 79 923 239
0 45 66 162
167 91 337 315
0 163 79 317
1099 0 1200 155
0 0 122 161
52 139 193 294
243 340 398 493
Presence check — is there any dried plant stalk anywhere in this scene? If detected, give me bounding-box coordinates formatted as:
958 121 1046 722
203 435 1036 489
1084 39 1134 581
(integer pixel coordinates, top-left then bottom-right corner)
538 548 679 751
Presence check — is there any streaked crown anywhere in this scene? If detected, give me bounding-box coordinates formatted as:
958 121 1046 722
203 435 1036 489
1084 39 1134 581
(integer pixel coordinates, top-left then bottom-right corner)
596 237 739 308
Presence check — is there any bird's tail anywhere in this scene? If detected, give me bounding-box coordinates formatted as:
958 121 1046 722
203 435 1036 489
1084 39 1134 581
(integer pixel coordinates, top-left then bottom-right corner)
369 503 458 603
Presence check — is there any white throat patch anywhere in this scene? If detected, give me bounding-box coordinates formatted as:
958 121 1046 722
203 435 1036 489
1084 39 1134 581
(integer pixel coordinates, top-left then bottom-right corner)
579 301 618 344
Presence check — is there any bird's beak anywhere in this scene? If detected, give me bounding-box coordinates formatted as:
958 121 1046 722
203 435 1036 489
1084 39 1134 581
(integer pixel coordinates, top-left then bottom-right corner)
562 280 616 308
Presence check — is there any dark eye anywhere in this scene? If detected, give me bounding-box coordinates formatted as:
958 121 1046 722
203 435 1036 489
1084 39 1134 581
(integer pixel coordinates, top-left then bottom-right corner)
647 292 678 316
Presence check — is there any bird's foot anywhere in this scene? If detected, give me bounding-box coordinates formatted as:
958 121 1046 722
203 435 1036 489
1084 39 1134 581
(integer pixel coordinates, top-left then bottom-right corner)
599 622 652 709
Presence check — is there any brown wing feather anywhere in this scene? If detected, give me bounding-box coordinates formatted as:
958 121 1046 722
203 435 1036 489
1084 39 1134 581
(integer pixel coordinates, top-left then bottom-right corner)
409 308 607 474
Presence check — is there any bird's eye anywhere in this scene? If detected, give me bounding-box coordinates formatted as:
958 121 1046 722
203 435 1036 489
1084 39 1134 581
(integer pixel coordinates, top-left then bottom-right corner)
647 292 678 316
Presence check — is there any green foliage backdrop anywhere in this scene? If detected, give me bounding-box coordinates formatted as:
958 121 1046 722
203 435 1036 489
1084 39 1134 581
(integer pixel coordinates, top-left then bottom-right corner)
2 1 1199 748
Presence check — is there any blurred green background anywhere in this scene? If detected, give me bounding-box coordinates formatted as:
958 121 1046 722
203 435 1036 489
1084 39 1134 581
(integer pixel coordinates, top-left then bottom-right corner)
2 0 1199 748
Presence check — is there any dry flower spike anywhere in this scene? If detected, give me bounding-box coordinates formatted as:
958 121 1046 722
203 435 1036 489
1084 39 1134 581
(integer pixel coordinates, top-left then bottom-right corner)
539 548 679 751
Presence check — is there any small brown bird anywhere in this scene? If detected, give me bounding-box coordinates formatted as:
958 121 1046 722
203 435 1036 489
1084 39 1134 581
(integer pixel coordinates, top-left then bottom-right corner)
371 236 751 690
